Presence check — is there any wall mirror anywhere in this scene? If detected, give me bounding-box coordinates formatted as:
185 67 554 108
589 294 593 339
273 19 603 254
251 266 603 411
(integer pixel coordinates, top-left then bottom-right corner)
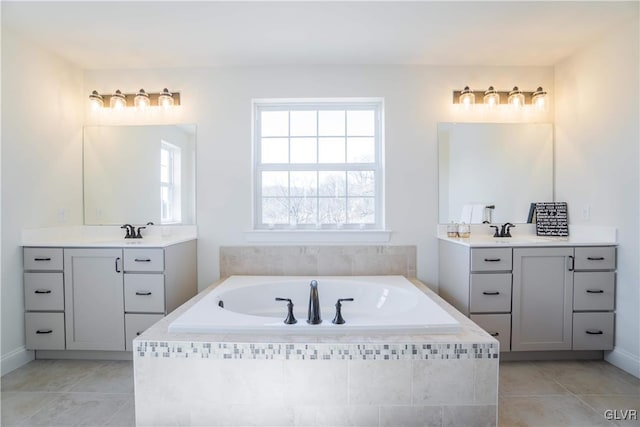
83 124 196 225
438 122 553 224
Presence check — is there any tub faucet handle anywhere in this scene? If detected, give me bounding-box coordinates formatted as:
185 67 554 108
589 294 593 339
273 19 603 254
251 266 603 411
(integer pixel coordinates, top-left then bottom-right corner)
332 298 354 325
275 297 297 325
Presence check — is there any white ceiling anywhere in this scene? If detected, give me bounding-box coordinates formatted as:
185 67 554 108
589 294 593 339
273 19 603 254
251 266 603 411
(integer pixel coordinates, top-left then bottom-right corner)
2 1 638 70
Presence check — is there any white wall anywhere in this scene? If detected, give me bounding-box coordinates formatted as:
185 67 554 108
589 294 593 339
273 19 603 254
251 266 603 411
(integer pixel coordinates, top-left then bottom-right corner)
84 66 553 292
1 30 84 370
555 17 640 376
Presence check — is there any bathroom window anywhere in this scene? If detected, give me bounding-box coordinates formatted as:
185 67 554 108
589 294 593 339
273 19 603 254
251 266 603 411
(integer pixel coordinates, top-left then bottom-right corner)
160 141 182 224
253 99 384 230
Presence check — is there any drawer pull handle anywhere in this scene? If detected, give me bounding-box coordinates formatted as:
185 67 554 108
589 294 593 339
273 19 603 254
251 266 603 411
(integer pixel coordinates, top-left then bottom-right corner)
568 255 575 271
34 289 52 294
34 257 52 261
136 291 152 296
490 332 499 337
586 330 603 335
115 257 121 273
134 258 152 262
484 258 501 262
136 331 143 336
586 289 604 294
36 329 53 334
482 291 500 296
587 256 605 261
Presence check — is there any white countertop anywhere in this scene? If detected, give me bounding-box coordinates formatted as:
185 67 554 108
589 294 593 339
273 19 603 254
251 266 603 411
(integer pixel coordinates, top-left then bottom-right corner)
22 225 197 248
437 224 617 248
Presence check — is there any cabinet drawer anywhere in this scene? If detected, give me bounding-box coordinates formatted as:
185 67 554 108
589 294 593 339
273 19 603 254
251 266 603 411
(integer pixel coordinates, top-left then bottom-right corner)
572 312 614 350
124 249 164 272
574 247 616 271
574 272 615 311
125 313 163 351
24 273 64 311
470 314 511 352
471 248 512 272
470 273 512 313
124 274 165 313
24 248 63 271
25 312 65 350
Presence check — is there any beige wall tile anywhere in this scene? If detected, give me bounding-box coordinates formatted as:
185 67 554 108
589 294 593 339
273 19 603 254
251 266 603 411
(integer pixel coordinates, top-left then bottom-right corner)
380 405 443 427
443 405 496 427
348 360 412 405
412 359 475 405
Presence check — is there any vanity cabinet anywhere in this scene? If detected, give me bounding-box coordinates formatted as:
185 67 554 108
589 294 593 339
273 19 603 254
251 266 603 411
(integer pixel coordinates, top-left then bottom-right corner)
23 240 197 353
439 240 616 354
24 248 66 350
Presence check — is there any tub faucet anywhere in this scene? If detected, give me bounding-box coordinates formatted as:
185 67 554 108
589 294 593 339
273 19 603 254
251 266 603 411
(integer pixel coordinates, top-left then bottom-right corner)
307 280 322 324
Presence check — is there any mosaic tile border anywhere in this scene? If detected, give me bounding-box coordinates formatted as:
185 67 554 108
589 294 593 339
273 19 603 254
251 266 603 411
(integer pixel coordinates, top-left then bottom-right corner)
136 341 499 361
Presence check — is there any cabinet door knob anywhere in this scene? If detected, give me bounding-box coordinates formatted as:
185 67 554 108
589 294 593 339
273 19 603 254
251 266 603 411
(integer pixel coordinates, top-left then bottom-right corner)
34 289 52 294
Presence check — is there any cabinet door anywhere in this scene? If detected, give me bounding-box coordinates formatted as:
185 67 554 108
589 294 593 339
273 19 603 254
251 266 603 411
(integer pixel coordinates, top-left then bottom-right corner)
512 247 574 351
64 248 125 351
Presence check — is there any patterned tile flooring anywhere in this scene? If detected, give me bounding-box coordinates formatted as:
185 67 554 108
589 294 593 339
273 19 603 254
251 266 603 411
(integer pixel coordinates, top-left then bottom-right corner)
1 359 638 426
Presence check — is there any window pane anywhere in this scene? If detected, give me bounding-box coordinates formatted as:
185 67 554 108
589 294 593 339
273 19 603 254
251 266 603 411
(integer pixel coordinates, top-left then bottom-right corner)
319 198 346 224
347 110 375 136
290 137 317 163
347 171 375 197
262 198 289 224
261 111 289 137
161 149 170 183
290 171 317 197
319 110 345 136
262 171 288 197
319 171 346 197
347 137 375 163
290 198 317 224
261 138 289 164
290 111 317 137
347 197 375 224
318 137 346 163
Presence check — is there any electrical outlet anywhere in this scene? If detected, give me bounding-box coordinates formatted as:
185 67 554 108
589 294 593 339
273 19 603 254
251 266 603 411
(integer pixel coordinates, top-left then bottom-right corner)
582 206 591 221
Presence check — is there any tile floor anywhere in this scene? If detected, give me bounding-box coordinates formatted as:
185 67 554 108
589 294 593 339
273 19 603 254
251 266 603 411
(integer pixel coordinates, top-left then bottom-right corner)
1 359 638 426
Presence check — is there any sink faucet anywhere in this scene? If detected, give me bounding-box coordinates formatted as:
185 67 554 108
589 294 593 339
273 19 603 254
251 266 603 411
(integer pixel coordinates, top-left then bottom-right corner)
307 280 322 324
490 222 516 238
120 224 134 238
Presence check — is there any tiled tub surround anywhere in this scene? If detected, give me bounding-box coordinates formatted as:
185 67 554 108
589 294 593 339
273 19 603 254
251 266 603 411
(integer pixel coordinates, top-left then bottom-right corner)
219 245 417 277
134 278 499 427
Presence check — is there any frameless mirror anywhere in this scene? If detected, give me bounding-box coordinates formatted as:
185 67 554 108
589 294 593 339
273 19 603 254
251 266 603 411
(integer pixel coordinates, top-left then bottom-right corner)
83 125 196 225
438 122 553 224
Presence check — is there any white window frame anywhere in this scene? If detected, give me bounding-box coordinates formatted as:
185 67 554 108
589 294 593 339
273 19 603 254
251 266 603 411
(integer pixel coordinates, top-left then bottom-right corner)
252 98 385 231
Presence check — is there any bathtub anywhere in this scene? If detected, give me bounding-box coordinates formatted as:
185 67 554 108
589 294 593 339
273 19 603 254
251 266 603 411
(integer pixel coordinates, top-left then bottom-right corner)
168 275 461 334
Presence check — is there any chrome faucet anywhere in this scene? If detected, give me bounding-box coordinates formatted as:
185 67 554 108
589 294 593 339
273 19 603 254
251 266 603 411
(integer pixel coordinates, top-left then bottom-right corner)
307 280 322 324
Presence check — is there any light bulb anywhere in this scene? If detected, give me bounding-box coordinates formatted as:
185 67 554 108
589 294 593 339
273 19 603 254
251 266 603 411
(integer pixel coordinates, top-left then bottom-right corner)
134 88 150 110
483 86 500 108
532 87 548 111
89 90 103 111
110 90 126 110
508 86 525 109
158 88 174 109
459 86 475 109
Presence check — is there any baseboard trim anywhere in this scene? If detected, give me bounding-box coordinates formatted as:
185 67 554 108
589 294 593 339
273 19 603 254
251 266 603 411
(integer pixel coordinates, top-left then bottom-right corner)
605 346 640 378
35 350 132 361
1 346 35 376
500 350 603 361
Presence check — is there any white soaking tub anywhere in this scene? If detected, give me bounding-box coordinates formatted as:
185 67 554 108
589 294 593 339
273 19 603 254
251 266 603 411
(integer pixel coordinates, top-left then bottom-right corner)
168 275 461 334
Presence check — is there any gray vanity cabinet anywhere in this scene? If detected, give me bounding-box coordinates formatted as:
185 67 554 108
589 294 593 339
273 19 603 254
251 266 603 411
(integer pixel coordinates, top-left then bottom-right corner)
64 248 126 351
511 247 574 351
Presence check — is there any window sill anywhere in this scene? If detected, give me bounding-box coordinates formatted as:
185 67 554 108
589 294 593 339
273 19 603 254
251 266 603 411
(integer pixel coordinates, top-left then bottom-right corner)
244 229 392 243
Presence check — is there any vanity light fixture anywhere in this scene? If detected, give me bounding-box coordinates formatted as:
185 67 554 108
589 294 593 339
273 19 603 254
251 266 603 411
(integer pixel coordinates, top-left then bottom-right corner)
453 85 549 110
158 88 174 109
88 88 181 110
134 88 150 110
483 86 500 108
109 90 127 110
508 86 525 109
532 87 548 111
88 90 104 111
458 86 475 108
